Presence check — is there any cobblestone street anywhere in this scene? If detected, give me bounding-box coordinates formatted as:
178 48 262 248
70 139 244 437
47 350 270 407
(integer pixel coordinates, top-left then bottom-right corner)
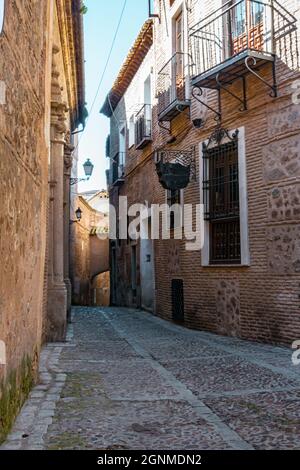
2 307 300 450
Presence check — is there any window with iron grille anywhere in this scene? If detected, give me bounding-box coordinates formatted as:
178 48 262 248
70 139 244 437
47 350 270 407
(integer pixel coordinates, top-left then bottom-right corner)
203 139 241 264
167 189 182 230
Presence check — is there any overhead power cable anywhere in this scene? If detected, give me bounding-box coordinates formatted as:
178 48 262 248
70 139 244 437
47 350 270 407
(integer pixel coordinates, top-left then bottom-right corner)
74 0 128 152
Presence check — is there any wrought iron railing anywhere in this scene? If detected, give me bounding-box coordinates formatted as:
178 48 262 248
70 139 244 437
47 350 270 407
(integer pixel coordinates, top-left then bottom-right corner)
189 0 297 79
135 104 152 147
157 52 189 117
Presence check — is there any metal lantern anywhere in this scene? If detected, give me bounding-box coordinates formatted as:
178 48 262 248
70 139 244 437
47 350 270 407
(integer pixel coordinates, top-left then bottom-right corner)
83 158 94 178
156 160 191 191
75 207 83 221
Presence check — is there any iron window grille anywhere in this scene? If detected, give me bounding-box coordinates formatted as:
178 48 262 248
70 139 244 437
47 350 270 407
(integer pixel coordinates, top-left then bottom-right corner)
135 104 152 149
203 134 241 264
167 189 182 230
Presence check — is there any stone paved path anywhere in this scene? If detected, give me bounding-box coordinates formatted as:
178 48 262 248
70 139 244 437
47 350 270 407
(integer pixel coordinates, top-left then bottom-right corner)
2 307 300 450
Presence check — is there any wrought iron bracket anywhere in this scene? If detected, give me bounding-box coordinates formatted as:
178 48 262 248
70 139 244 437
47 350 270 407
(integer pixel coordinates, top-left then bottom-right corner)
216 73 247 112
203 125 239 150
245 56 278 98
70 177 89 186
192 86 221 123
158 120 172 135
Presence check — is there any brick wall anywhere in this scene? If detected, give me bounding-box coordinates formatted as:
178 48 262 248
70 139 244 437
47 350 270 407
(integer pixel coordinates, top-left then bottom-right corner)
109 0 300 345
70 196 109 306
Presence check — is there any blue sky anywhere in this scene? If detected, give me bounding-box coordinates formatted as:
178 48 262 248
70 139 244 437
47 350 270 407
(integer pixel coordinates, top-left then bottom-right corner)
77 0 148 193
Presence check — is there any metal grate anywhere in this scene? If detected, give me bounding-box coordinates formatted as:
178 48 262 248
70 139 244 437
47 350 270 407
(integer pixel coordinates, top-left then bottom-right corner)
167 189 181 230
210 219 241 264
171 279 184 323
135 104 152 148
203 137 241 264
203 140 239 220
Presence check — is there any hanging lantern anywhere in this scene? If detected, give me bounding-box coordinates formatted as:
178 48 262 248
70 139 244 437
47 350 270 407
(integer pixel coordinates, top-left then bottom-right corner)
156 160 191 191
83 158 94 179
75 207 83 221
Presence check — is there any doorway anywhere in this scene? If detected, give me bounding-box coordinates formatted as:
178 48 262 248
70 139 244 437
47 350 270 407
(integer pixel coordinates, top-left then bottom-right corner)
140 217 155 312
111 245 117 305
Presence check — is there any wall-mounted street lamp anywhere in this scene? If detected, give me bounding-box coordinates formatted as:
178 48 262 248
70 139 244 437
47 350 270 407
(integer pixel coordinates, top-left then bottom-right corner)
70 207 83 224
70 158 94 185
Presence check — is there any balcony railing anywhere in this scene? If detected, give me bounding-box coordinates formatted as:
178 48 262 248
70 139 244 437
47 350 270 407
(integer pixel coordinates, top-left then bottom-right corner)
112 153 125 186
157 52 190 121
189 0 297 88
135 104 152 149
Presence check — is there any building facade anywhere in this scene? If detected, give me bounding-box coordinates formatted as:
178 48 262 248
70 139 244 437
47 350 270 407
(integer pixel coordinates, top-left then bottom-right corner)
70 195 110 307
102 0 300 345
0 0 85 442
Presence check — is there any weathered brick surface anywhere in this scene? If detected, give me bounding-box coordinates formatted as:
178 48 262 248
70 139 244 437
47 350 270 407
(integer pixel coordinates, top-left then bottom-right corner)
0 0 48 373
0 0 84 441
70 196 109 306
107 0 300 345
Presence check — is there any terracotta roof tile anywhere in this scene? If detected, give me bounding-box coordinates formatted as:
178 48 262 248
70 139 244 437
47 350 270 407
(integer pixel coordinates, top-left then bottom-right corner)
100 19 153 117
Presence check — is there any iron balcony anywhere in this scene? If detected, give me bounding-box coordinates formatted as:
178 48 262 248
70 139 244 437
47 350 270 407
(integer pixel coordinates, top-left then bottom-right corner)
157 52 191 122
135 104 152 149
189 0 297 90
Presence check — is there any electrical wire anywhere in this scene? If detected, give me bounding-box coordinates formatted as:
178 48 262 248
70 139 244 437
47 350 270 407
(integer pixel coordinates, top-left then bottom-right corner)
74 0 128 153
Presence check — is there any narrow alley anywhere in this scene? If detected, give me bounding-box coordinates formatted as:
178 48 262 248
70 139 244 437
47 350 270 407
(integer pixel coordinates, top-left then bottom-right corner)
1 0 300 462
2 307 300 451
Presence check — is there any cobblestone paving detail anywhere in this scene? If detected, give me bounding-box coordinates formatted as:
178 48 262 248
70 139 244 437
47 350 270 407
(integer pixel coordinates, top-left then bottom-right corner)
2 307 300 450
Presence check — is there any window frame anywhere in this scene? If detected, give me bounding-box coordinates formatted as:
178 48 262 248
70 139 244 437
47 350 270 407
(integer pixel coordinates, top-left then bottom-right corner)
166 188 184 232
169 0 190 102
128 115 135 149
118 123 127 167
199 126 250 267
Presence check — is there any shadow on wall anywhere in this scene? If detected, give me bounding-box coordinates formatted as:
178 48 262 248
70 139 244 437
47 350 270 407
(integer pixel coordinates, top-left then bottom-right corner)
91 271 110 307
72 271 110 307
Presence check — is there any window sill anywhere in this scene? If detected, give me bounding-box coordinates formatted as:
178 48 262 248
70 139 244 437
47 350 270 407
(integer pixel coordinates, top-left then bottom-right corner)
201 263 250 268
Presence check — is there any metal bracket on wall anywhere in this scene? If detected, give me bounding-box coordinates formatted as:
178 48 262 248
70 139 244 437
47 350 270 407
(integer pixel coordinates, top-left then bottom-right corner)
158 120 172 134
216 72 247 112
192 86 222 123
245 56 277 98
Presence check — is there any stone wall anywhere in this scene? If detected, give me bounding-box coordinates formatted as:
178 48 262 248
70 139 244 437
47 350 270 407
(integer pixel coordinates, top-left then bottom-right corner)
92 272 110 307
0 0 85 442
0 0 49 442
70 196 110 306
